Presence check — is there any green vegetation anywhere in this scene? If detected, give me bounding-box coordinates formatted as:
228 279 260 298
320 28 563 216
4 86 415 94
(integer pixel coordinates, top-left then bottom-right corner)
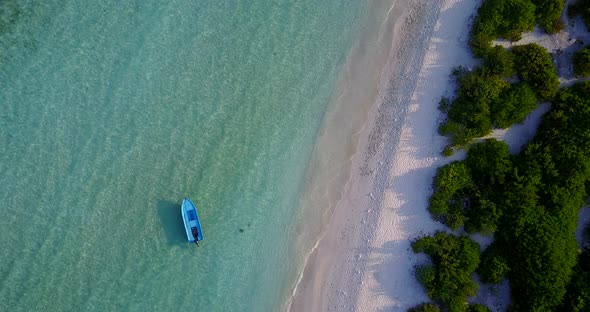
508 84 588 310
442 146 454 157
463 139 511 234
573 45 590 77
428 161 472 229
412 232 480 312
438 69 508 146
414 1 590 311
408 303 440 312
470 0 536 56
429 83 590 311
477 243 510 284
407 302 491 312
439 43 556 148
558 248 590 312
491 83 537 128
569 0 590 30
470 0 566 56
482 46 516 77
466 304 491 312
531 0 566 33
429 139 511 233
512 43 560 100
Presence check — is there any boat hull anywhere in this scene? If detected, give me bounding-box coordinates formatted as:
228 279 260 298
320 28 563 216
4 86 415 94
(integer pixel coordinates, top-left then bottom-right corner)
181 198 203 243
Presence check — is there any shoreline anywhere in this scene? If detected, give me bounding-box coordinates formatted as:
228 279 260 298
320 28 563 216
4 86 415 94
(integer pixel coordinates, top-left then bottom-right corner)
289 0 446 311
282 0 419 309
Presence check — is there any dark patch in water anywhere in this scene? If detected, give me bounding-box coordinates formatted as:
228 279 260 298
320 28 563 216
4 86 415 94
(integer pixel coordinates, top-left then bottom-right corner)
156 200 186 246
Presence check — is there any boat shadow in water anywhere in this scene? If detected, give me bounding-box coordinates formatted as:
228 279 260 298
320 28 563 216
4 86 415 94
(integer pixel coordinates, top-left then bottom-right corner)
156 200 188 247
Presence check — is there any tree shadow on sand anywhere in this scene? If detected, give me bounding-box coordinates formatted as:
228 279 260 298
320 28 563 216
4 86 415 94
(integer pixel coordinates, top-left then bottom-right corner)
155 199 187 247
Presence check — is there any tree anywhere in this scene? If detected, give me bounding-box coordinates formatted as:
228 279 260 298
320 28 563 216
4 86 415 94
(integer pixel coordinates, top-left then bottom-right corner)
426 84 590 311
557 249 590 312
512 43 560 101
483 46 516 77
429 161 472 229
470 0 537 56
531 0 566 33
477 243 510 284
442 70 509 145
493 84 590 311
462 140 512 233
466 139 512 187
412 232 481 312
490 83 538 128
568 0 590 30
573 46 590 77
467 304 492 312
408 303 441 312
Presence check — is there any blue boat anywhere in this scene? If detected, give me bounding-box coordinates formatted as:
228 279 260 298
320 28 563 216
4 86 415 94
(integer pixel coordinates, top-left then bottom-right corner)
181 198 203 245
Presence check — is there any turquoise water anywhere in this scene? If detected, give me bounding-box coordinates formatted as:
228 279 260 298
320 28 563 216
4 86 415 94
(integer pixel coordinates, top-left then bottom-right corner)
0 1 368 311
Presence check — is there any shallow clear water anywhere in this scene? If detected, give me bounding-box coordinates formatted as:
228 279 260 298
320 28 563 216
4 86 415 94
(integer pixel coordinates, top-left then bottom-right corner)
0 1 367 311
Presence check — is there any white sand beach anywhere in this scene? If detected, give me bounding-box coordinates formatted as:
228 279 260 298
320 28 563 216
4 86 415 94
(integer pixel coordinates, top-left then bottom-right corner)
289 0 590 311
289 0 479 311
353 0 485 310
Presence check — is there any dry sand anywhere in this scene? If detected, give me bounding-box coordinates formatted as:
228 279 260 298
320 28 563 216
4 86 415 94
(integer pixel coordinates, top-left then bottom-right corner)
353 0 486 310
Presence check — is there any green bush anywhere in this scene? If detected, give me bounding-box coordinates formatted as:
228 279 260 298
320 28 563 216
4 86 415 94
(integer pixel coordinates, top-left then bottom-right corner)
426 83 590 311
461 140 512 233
467 304 492 312
432 162 472 198
512 43 560 101
429 161 472 228
442 146 455 157
440 70 509 146
569 0 590 30
470 0 566 56
421 0 588 308
439 97 451 113
470 0 536 56
477 243 510 284
573 46 590 77
490 82 538 128
479 255 510 284
439 62 542 147
412 232 480 312
531 0 566 33
430 141 512 232
438 121 477 147
445 208 469 230
558 249 590 312
483 46 516 77
463 192 501 234
408 303 441 312
496 83 590 311
416 266 437 296
496 150 579 311
466 139 512 187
